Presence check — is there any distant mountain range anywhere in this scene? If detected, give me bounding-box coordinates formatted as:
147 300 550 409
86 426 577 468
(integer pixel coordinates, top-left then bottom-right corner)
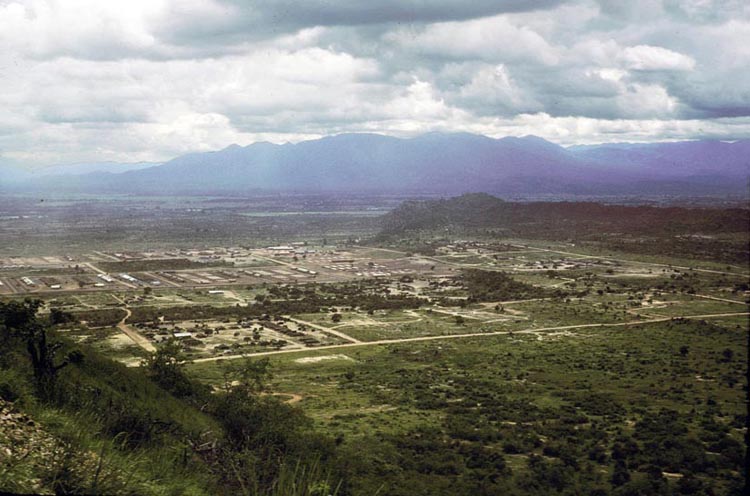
0 161 159 186
1 133 748 196
33 161 160 177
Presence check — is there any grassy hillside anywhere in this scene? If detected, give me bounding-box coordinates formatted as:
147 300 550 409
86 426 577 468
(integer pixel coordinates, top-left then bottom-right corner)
0 300 339 495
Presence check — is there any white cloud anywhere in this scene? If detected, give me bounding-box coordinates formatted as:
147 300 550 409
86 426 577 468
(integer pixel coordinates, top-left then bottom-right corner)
456 64 541 114
620 44 696 71
382 80 463 122
617 83 679 117
591 68 627 82
0 0 164 59
384 15 560 65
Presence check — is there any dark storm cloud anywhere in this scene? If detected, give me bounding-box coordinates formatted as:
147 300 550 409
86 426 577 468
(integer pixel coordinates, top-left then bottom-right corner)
158 0 568 45
234 0 567 26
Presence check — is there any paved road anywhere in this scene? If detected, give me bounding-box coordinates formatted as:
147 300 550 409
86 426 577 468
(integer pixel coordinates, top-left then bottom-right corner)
92 251 121 261
84 262 137 289
142 271 181 288
189 311 749 364
252 253 298 268
83 262 106 275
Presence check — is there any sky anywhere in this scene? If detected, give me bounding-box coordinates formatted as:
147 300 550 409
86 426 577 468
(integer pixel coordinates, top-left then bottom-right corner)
1 0 749 167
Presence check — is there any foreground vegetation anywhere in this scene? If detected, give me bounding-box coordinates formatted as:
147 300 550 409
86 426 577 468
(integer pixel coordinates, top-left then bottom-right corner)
4 293 746 495
191 317 748 495
0 300 342 495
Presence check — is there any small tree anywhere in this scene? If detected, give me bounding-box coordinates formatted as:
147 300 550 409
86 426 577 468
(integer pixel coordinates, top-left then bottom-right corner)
221 356 272 394
611 460 630 487
0 300 81 399
142 339 194 396
721 348 734 362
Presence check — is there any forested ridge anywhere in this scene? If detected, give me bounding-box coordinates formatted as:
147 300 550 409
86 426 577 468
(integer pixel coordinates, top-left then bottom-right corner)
378 194 750 263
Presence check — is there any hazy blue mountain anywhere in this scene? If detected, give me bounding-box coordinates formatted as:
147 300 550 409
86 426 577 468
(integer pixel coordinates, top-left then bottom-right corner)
108 132 631 194
1 161 160 192
5 133 749 195
32 161 160 177
568 140 750 179
0 163 33 189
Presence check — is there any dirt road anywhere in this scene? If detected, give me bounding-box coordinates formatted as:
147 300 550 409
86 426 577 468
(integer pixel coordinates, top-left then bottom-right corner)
285 316 361 343
693 294 748 305
117 307 156 353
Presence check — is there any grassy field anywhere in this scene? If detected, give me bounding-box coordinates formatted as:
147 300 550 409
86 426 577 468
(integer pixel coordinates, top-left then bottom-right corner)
189 316 747 494
294 308 502 341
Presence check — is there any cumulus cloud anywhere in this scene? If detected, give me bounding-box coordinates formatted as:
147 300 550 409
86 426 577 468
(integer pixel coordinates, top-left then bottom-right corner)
0 0 748 166
384 15 561 65
620 45 696 71
0 0 163 60
453 64 542 115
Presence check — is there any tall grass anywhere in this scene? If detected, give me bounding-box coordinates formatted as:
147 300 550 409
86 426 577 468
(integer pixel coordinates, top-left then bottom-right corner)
258 458 341 496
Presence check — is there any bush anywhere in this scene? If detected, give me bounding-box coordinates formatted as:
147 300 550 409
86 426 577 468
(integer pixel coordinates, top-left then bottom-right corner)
0 367 35 406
